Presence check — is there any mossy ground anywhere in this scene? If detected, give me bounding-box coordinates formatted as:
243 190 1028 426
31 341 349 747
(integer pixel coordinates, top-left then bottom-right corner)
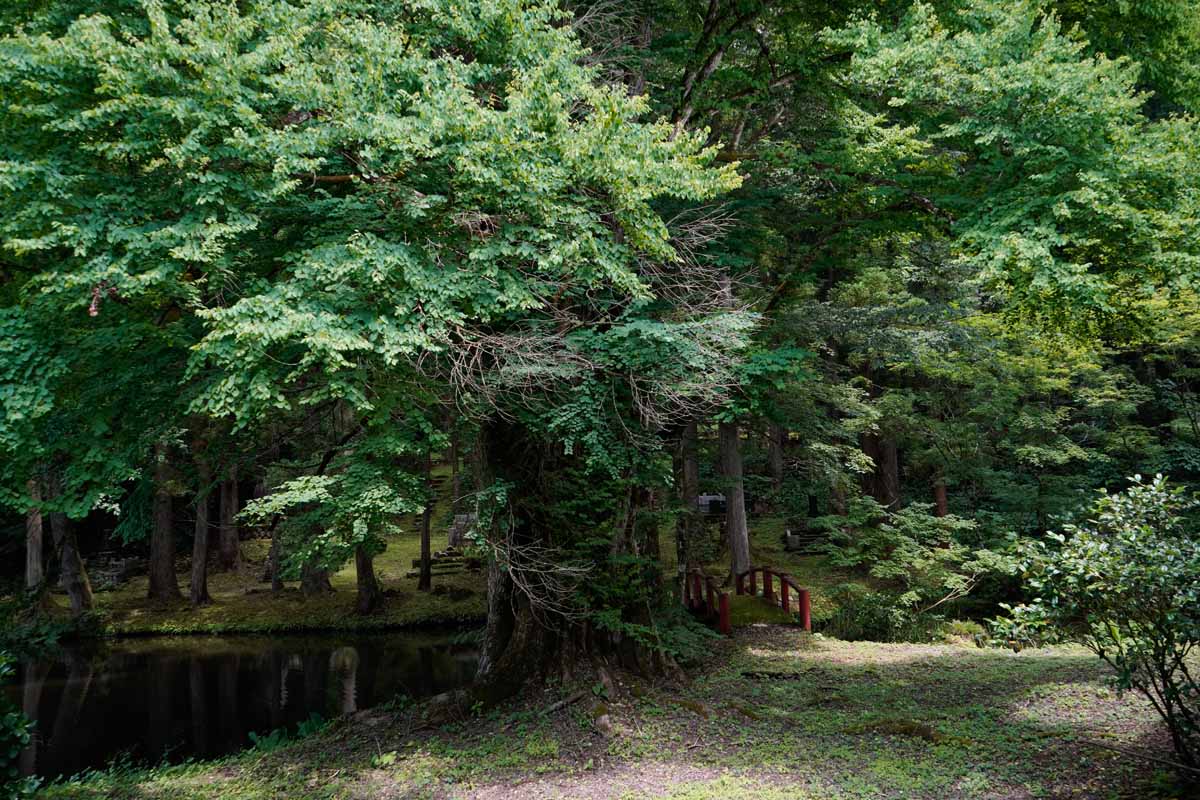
46 483 848 636
40 626 1184 800
25 466 480 635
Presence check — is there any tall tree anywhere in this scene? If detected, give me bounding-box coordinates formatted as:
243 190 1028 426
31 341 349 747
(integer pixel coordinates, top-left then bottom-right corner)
719 421 751 578
24 478 43 592
149 443 182 601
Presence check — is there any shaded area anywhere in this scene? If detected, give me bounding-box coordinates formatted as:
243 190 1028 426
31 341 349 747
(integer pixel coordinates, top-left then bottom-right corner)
6 630 477 780
39 628 1179 799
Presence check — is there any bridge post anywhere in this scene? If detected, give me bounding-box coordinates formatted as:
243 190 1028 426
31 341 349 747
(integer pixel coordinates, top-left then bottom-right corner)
763 568 774 603
798 588 811 632
780 578 789 614
718 593 731 635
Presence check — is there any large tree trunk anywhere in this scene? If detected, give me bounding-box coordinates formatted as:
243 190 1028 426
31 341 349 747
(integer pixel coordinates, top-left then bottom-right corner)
300 558 332 597
190 449 213 607
861 431 900 510
463 420 675 712
25 478 44 591
354 545 382 614
471 422 553 704
149 445 182 601
418 451 433 592
218 469 240 571
47 485 93 616
720 421 750 580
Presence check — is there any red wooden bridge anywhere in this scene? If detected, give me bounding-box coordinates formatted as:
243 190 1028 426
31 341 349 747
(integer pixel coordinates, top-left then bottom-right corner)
683 565 812 635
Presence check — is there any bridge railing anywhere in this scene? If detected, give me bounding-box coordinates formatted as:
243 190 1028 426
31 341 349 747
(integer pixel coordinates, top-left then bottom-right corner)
735 566 812 632
682 568 732 635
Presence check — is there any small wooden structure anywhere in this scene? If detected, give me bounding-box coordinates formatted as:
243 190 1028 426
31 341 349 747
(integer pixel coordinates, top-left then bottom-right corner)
683 567 732 635
736 566 811 632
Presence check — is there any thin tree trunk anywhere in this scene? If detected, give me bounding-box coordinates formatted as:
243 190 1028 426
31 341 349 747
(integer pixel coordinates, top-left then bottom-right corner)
268 529 283 592
720 420 750 580
768 422 785 494
47 479 93 616
860 431 882 500
418 451 433 592
149 444 182 601
674 420 701 592
354 545 382 614
933 475 948 517
190 447 213 607
218 468 240 571
449 428 461 516
878 438 900 510
25 478 44 591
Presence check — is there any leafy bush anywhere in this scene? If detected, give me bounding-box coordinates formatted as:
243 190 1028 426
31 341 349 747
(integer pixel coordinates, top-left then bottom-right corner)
820 583 944 642
1005 476 1200 774
813 497 1016 642
1 653 39 799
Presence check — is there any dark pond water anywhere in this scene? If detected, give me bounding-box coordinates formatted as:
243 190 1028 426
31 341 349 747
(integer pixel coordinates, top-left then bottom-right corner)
6 630 478 780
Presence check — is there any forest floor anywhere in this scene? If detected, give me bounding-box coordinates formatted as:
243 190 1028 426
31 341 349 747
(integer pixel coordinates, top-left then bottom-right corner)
55 491 851 636
40 625 1181 800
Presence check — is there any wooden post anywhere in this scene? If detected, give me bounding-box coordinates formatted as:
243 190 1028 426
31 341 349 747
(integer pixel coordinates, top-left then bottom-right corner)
798 588 811 632
780 577 789 614
763 568 773 603
718 593 731 635
750 568 757 596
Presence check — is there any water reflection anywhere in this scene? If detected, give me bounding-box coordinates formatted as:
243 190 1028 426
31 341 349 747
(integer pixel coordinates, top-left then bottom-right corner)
7 631 478 780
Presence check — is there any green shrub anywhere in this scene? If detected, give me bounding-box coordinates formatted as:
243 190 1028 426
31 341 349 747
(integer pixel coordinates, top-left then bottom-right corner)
1 653 39 799
820 583 942 643
813 497 1015 642
1005 475 1200 775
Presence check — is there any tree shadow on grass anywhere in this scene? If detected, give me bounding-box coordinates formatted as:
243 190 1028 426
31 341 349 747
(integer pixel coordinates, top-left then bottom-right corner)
668 627 1175 799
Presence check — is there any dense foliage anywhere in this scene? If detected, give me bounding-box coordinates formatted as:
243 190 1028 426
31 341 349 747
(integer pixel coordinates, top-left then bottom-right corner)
0 0 1199 781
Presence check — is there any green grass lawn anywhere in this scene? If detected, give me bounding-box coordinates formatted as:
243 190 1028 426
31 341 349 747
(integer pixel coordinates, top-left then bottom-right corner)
40 626 1180 799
